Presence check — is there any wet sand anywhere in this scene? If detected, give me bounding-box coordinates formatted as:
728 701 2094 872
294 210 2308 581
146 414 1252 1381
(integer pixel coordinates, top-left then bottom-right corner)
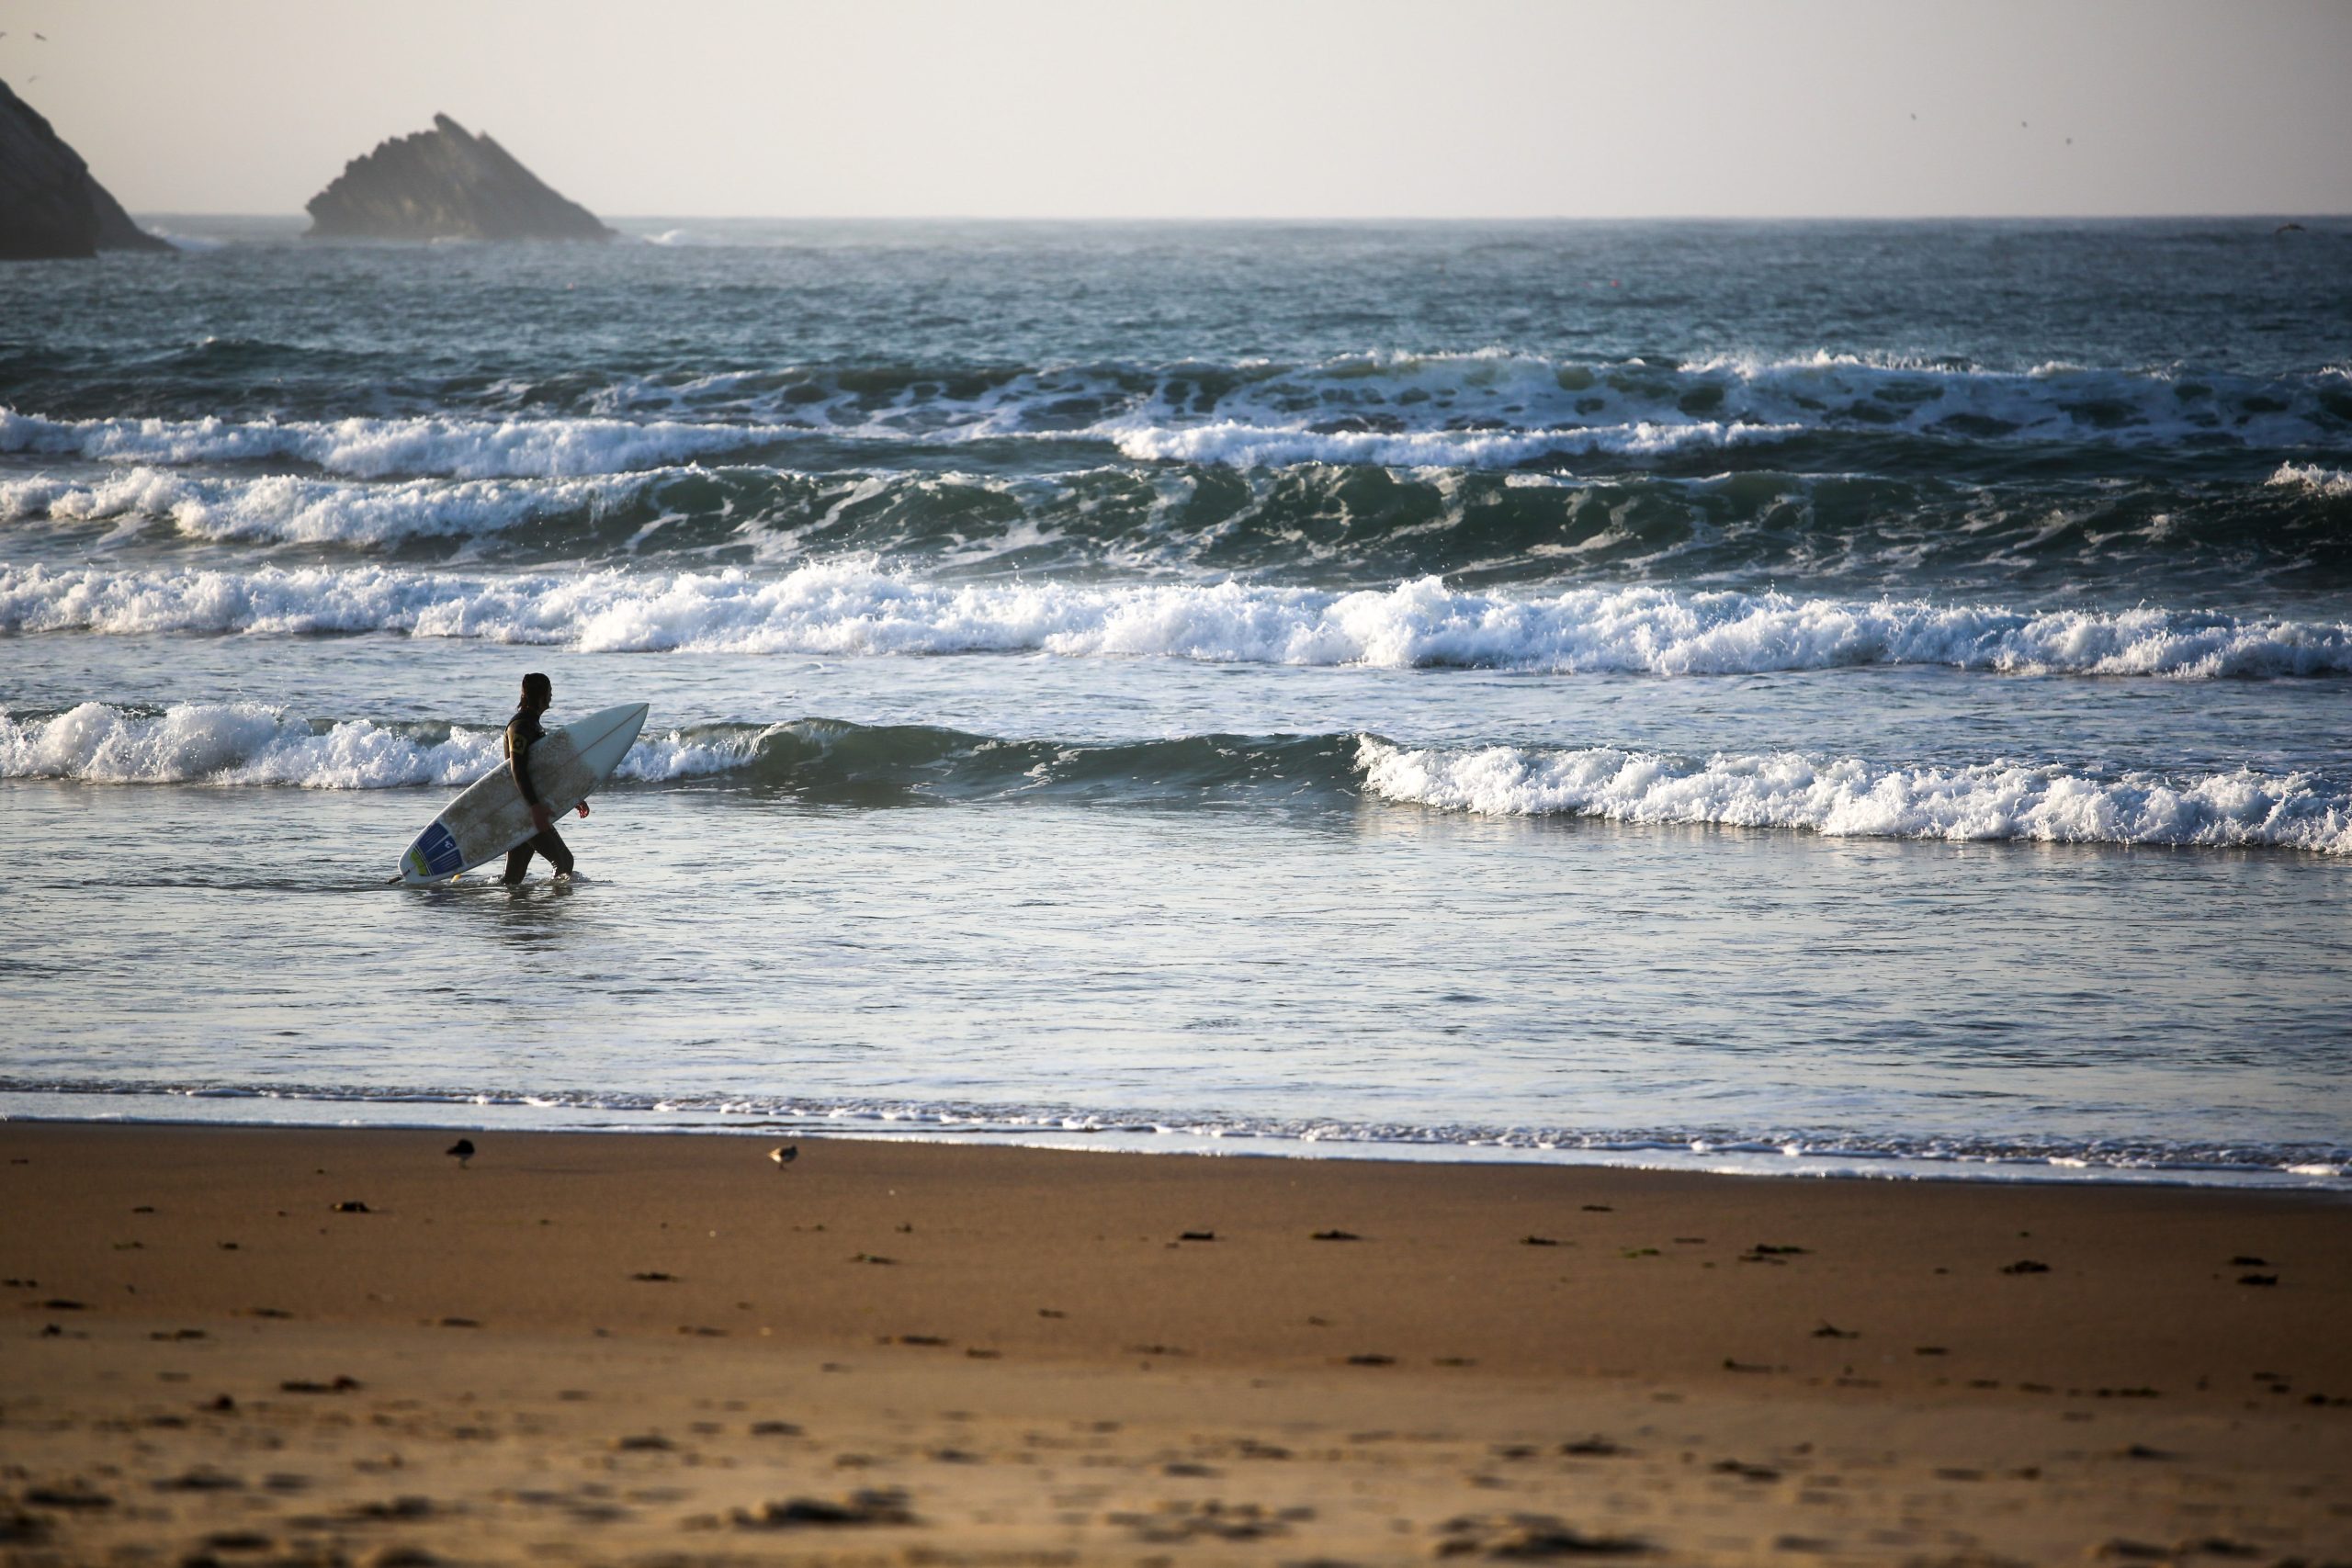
3 1122 2347 1565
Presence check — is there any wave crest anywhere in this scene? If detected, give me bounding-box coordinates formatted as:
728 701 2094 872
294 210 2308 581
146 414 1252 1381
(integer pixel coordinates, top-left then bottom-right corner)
9 703 2346 856
8 351 2346 480
5 562 2347 679
0 408 785 480
2269 461 2352 498
0 466 649 546
0 703 748 789
1359 739 2352 854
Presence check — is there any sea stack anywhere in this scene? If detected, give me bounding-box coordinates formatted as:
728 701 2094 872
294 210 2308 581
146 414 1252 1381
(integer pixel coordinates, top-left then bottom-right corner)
0 77 172 260
305 113 613 242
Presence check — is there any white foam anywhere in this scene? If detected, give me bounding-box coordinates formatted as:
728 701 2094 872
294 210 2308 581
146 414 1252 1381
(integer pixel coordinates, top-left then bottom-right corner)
10 352 2336 483
1358 739 2352 855
804 349 2346 456
0 467 647 546
0 409 786 479
6 562 2349 679
0 703 498 787
2267 462 2352 498
1105 418 1801 468
0 703 753 789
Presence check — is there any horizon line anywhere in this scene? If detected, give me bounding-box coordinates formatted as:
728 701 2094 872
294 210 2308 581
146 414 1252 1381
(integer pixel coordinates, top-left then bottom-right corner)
131 210 2352 225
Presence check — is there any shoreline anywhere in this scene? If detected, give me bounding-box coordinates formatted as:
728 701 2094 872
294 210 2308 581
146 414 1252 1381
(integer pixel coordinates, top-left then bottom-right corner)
6 1120 2349 1563
6 1100 2346 1193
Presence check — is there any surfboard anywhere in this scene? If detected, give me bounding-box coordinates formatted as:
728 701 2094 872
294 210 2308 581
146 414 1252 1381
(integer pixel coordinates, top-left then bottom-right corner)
400 704 648 886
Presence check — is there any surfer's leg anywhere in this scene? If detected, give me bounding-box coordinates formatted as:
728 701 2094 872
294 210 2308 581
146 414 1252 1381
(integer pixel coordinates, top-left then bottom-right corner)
502 843 534 886
536 829 575 877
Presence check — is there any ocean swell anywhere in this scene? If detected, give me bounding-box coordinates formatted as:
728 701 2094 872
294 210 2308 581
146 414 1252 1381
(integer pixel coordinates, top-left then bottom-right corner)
570 349 2352 454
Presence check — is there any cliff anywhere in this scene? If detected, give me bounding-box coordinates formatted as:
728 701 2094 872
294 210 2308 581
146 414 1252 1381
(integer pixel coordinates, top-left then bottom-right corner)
0 77 172 260
305 114 613 242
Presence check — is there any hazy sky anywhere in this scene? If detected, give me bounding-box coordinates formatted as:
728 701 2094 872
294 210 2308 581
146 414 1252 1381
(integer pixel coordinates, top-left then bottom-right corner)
12 0 2350 219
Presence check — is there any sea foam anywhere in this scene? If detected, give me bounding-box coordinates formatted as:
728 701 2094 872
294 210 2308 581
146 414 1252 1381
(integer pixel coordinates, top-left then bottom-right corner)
7 351 2345 482
1359 739 2352 855
0 703 750 789
522 350 2352 457
0 467 648 546
1104 417 1803 468
0 409 788 480
2268 462 2352 498
5 562 2347 679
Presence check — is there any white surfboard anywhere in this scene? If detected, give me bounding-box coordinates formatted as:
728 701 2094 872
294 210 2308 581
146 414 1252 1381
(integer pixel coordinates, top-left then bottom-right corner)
400 704 648 886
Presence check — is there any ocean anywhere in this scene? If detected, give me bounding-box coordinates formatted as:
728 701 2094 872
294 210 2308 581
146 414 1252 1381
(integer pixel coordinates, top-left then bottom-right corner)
3 216 2346 1185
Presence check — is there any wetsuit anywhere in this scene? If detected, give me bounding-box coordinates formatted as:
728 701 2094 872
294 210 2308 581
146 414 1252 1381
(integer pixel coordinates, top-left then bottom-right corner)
503 707 574 884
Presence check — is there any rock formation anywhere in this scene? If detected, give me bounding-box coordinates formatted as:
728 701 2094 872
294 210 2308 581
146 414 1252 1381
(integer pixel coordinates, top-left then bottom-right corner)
0 77 172 260
305 114 612 242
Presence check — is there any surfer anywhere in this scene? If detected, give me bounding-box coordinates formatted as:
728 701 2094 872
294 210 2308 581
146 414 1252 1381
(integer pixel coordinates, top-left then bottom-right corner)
504 672 590 885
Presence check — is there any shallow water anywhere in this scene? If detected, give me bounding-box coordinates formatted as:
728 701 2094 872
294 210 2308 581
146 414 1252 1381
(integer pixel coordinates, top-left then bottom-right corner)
3 218 2347 1182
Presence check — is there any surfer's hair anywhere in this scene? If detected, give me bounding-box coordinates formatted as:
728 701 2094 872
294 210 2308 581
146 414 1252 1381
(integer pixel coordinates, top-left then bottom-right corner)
521 671 552 701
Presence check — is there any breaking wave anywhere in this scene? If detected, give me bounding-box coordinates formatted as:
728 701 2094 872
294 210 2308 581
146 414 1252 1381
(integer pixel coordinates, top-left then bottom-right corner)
11 351 2348 464
0 702 745 790
5 561 2348 678
1104 416 1804 468
0 466 650 547
1360 738 2352 855
0 408 790 480
7 461 2344 600
7 703 2346 855
0 705 1360 801
2269 461 2352 498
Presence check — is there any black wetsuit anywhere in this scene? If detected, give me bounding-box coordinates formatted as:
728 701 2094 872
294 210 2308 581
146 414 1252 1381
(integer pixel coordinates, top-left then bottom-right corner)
503 707 574 884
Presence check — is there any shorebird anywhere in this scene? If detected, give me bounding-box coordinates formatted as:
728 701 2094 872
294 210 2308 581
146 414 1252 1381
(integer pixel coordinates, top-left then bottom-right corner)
769 1145 797 1168
447 1138 475 1168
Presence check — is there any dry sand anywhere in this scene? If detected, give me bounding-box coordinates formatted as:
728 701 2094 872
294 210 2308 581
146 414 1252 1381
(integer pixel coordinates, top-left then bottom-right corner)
2 1122 2346 1566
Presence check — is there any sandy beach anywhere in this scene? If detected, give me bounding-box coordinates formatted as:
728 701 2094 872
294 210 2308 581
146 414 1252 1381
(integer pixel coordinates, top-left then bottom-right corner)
3 1122 2347 1565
